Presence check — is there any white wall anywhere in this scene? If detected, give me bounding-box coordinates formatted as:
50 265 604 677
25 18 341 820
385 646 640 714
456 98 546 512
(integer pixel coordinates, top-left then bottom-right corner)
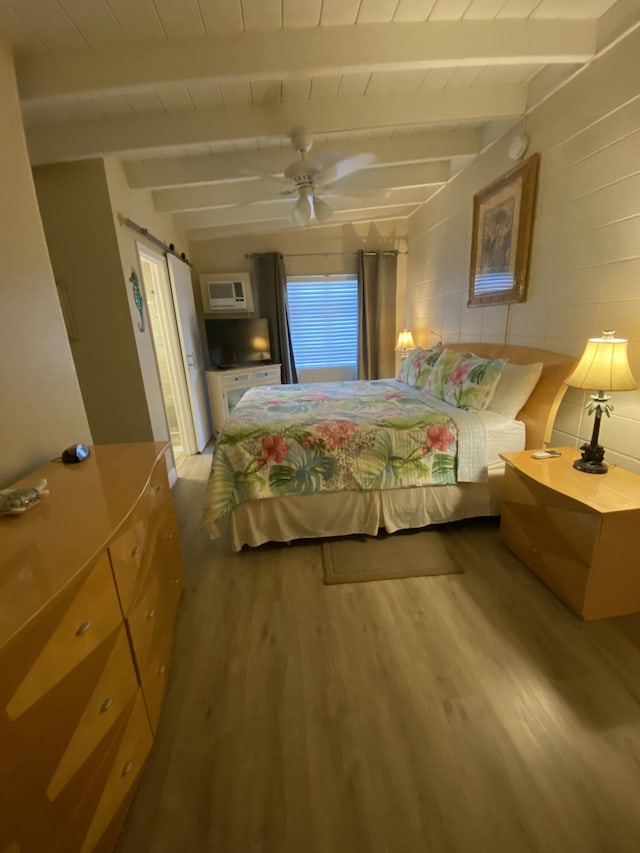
104 156 191 443
0 35 90 486
189 218 408 279
34 159 155 445
189 218 409 378
407 27 640 473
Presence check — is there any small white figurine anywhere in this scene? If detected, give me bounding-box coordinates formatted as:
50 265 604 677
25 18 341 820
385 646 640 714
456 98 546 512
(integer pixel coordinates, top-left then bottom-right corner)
0 478 49 516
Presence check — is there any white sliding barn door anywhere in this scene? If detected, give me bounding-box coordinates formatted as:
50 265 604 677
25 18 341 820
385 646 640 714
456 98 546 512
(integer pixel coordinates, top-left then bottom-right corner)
166 255 212 452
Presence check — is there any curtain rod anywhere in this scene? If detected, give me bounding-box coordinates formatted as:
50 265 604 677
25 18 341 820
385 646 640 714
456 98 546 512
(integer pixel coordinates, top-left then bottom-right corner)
119 215 193 267
245 250 407 259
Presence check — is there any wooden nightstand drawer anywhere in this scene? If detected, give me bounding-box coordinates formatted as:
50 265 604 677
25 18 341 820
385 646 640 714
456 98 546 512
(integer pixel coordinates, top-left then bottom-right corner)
500 504 592 613
500 448 640 619
502 465 600 568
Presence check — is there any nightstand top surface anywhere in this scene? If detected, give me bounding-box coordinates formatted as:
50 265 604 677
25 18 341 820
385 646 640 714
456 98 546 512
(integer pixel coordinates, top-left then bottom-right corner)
500 447 640 514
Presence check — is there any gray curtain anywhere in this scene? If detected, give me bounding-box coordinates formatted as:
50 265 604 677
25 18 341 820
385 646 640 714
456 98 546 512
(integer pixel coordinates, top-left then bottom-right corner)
357 250 397 379
253 252 298 384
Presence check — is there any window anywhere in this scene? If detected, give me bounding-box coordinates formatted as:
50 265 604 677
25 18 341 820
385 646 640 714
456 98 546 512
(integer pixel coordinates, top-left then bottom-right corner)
286 276 358 371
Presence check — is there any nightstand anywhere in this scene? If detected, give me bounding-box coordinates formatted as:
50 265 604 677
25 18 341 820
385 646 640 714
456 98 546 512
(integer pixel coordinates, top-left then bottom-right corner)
499 448 640 620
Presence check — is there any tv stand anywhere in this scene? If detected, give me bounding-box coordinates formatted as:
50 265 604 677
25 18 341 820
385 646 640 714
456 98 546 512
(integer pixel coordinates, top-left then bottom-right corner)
206 364 281 434
217 361 274 371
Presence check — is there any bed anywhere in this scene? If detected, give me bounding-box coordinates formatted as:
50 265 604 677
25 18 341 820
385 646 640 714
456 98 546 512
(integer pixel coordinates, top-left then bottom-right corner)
203 343 574 551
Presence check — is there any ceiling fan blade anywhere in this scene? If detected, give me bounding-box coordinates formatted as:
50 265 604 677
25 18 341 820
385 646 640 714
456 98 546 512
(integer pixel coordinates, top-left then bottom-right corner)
304 150 344 173
241 172 294 197
314 153 376 187
292 193 312 225
312 196 333 223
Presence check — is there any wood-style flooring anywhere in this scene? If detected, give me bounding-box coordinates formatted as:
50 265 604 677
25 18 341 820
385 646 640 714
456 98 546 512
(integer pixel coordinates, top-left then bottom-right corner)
115 450 640 853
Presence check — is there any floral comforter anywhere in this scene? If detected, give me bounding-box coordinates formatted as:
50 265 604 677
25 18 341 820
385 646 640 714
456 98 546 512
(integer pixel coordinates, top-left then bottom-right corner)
203 379 487 531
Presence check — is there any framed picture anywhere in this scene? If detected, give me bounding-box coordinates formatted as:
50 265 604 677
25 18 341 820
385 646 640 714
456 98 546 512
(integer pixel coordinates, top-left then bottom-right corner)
468 153 540 307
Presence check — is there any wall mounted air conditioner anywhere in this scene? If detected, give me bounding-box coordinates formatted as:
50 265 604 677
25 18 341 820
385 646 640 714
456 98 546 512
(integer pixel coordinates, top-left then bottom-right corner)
200 273 253 313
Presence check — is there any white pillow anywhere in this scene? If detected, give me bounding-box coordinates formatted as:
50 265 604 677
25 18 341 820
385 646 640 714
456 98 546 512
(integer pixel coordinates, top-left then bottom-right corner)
488 362 543 419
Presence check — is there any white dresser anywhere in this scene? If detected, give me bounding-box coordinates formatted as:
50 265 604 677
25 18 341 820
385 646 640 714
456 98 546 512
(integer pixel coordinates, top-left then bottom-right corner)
206 364 281 433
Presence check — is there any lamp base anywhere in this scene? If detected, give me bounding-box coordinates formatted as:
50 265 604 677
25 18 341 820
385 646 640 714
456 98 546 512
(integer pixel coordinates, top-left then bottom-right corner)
573 441 608 474
573 458 608 474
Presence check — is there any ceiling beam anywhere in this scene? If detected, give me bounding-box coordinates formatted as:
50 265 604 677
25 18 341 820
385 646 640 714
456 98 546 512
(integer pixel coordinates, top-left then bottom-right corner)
16 20 596 103
27 87 523 165
152 163 449 212
126 129 481 189
187 209 419 243
174 191 428 231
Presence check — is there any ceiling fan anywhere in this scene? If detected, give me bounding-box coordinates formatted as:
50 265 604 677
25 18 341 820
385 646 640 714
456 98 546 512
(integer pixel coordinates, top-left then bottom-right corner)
274 127 376 225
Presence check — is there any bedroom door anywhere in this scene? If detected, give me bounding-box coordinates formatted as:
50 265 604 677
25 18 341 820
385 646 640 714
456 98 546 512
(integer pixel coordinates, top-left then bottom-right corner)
138 245 197 458
166 254 212 453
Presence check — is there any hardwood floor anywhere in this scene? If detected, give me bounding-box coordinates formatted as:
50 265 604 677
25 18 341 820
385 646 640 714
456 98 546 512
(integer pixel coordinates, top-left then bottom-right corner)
116 450 640 853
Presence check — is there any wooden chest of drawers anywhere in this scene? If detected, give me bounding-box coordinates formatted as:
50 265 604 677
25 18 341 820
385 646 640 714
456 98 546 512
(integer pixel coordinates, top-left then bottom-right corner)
0 442 185 852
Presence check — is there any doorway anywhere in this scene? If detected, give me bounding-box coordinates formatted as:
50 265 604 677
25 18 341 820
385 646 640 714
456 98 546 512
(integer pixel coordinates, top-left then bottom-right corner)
137 246 194 460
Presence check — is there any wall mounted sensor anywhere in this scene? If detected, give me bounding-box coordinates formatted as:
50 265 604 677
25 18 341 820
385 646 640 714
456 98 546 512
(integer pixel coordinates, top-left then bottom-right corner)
61 444 91 464
508 134 529 161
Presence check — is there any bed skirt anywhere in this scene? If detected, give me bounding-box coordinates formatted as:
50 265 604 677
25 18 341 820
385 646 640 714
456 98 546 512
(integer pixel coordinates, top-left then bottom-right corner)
227 466 505 551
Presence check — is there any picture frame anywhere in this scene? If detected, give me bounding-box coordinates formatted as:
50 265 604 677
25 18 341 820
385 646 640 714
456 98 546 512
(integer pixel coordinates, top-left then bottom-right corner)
468 153 540 307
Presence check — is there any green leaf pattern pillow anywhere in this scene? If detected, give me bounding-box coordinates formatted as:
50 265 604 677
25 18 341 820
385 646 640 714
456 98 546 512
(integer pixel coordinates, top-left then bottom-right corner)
413 348 443 389
398 347 442 389
426 349 463 398
440 352 507 410
397 347 421 383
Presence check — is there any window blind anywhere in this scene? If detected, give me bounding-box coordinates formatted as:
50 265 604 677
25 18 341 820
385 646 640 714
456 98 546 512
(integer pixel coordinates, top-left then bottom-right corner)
286 278 358 370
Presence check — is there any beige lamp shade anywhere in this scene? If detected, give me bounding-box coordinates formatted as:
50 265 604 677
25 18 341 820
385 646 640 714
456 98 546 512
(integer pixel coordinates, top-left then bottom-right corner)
565 331 638 392
395 329 416 352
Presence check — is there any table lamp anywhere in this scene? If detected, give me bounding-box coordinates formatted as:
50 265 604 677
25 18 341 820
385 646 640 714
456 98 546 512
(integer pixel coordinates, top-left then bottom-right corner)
564 330 637 474
395 329 416 360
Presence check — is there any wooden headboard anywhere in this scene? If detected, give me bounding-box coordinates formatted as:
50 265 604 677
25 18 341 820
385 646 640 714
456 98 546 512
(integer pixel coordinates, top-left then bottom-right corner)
446 343 576 450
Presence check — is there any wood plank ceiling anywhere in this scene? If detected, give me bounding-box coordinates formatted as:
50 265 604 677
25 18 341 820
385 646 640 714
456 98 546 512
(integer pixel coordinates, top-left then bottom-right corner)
3 0 636 240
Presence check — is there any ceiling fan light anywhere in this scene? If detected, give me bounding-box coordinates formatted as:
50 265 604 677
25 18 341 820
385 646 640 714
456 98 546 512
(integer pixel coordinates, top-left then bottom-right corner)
312 196 333 223
293 193 312 224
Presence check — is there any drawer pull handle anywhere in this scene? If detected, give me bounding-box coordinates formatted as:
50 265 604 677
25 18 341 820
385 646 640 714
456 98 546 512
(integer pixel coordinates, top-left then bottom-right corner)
100 697 113 713
131 546 142 557
165 532 174 540
76 621 91 636
171 578 180 585
154 484 163 492
147 608 156 619
122 761 134 777
158 665 167 675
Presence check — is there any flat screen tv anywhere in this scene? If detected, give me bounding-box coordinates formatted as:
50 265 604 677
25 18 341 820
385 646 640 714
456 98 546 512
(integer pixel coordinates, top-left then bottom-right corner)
205 317 272 369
